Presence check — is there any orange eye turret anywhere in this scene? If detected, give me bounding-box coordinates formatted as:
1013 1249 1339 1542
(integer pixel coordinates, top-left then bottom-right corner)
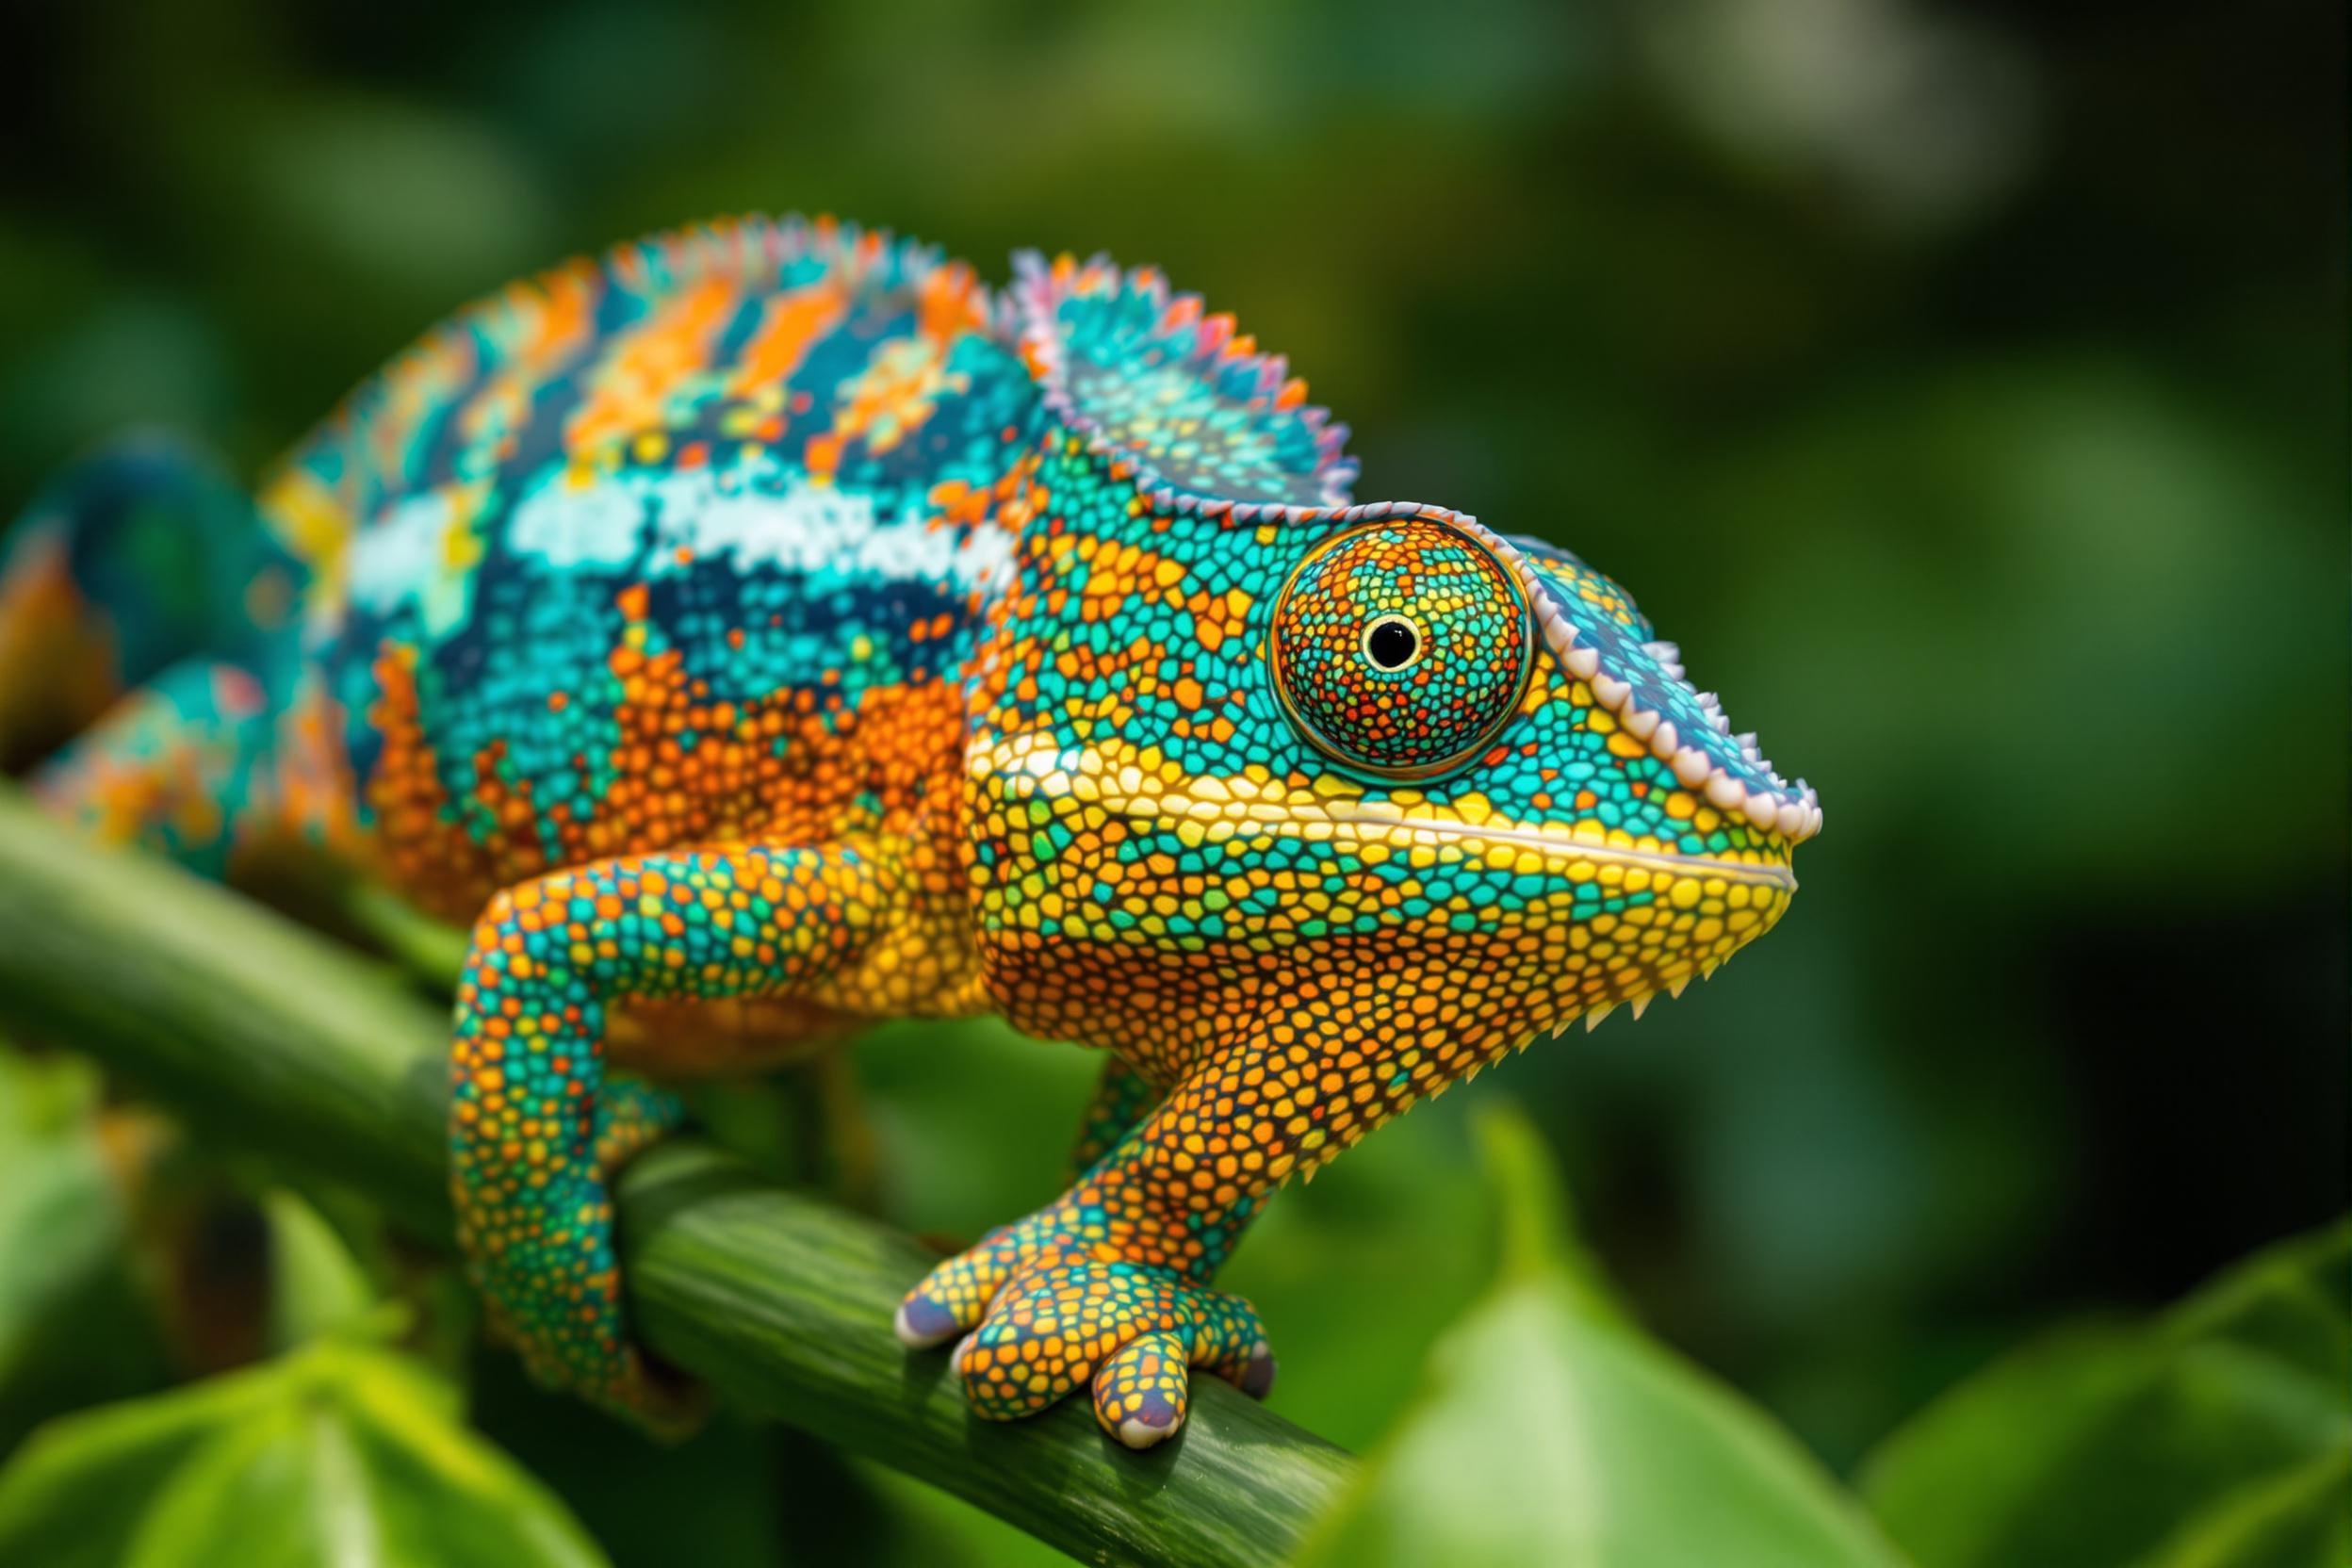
1268 518 1534 780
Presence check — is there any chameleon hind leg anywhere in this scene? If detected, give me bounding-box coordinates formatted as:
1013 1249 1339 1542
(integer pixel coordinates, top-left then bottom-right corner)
0 434 282 768
29 659 279 877
451 841 899 1433
592 1076 687 1175
469 1070 686 1394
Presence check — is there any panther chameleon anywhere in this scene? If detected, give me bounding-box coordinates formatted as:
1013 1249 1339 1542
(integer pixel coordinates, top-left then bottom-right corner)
0 215 1821 1449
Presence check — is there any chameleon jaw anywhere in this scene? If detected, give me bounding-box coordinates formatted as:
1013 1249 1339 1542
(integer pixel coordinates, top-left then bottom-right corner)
972 734 1792 1047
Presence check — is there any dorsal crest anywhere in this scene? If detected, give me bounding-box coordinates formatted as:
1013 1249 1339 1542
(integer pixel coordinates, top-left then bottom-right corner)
1010 252 1358 514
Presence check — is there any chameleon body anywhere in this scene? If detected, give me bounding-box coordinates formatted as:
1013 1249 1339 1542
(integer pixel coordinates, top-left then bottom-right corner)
0 217 1821 1447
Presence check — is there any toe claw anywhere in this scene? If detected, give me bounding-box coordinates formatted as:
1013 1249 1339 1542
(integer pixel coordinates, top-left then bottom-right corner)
1116 1412 1181 1449
1240 1342 1278 1400
893 1293 963 1348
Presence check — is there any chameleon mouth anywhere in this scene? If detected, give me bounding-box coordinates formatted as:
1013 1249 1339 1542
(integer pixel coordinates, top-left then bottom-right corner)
970 734 1796 893
1309 808 1798 893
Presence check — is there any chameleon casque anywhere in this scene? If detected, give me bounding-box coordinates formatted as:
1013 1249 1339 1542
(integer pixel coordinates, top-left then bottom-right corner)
0 216 1821 1449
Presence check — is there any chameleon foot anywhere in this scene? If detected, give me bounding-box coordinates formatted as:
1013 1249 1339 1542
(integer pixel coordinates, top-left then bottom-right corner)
573 1346 710 1443
484 1260 709 1441
896 1217 1273 1448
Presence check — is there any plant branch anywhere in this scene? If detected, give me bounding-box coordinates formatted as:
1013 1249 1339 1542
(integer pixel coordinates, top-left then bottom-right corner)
0 787 1358 1568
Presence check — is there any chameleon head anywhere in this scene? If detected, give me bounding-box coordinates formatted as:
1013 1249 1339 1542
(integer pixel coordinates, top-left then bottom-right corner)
967 493 1821 1068
1246 504 1820 1043
967 252 1820 1086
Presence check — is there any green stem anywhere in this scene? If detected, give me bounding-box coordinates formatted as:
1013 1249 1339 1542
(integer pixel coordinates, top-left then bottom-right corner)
0 786 1358 1568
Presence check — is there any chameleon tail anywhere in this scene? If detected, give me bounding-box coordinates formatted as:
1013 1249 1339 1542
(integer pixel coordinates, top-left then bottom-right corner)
0 433 297 770
2 433 304 874
29 658 280 877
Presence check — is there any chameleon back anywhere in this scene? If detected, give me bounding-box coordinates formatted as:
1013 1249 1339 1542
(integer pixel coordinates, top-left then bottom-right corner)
257 219 1044 921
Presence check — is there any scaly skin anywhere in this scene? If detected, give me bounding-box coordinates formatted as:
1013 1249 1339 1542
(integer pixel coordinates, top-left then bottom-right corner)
0 216 1822 1449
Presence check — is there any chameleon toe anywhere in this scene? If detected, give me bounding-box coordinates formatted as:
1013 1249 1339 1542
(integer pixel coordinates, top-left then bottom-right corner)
1093 1330 1191 1447
894 1294 964 1348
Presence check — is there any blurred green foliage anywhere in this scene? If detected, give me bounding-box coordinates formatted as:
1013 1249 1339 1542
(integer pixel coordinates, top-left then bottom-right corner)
0 1202 607 1568
1863 1223 2352 1568
0 0 2341 1562
0 1045 2337 1564
1297 1112 1906 1568
0 1054 172 1449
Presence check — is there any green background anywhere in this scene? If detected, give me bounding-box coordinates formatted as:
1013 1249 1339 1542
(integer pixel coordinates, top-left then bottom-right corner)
0 1 2340 1563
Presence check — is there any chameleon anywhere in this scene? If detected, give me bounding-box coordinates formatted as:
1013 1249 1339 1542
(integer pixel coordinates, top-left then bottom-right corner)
0 215 1821 1449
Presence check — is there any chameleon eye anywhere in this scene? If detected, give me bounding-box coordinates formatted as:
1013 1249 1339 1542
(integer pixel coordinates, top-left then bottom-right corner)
1269 518 1533 779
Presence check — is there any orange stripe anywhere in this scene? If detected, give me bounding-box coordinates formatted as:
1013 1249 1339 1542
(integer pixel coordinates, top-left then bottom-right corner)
565 273 740 454
727 280 851 396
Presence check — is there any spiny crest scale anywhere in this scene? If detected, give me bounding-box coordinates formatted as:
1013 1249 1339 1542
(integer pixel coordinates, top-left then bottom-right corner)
1010 250 1359 514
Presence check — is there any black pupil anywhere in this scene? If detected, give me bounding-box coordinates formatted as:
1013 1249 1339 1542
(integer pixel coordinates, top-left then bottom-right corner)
1368 619 1418 669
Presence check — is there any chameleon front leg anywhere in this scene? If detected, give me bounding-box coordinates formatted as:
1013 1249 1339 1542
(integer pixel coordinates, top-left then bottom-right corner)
452 841 895 1432
1064 1054 1164 1178
897 1046 1283 1448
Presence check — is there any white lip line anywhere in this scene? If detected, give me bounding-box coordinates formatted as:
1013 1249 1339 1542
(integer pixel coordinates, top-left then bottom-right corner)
1315 811 1798 890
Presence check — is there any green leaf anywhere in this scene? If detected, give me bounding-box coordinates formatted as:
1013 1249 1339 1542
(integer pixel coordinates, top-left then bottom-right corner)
0 1049 176 1447
2142 1449 2352 1568
122 1398 362 1568
1861 1221 2352 1568
0 1364 281 1568
1296 1105 1905 1568
0 1340 609 1567
261 1189 379 1351
1474 1102 1633 1326
0 1053 121 1371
